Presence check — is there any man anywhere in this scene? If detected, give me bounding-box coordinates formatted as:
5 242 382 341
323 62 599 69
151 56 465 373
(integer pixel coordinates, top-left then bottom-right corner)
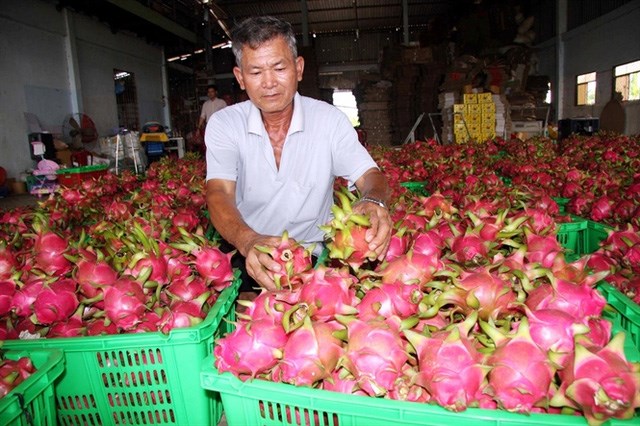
205 16 391 292
198 85 227 130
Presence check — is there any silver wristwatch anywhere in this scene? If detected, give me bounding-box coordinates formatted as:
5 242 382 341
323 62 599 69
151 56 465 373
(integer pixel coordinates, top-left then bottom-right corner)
358 196 388 209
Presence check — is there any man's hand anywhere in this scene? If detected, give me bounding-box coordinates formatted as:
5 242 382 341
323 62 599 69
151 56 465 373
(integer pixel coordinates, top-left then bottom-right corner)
242 235 288 291
352 200 392 261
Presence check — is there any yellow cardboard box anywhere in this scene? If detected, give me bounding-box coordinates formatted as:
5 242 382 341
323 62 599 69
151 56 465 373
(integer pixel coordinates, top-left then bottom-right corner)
463 93 477 104
453 104 466 113
478 92 493 103
467 104 482 114
482 102 496 113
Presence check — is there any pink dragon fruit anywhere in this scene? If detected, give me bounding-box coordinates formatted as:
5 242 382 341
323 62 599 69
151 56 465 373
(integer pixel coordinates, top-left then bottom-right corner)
447 266 519 321
158 300 207 333
339 317 408 397
590 195 615 222
410 229 443 258
378 250 441 287
321 190 377 271
524 230 563 268
235 289 300 323
482 317 556 413
32 279 80 325
322 369 367 396
524 307 589 367
449 231 493 264
575 317 612 350
255 231 313 289
103 277 148 330
214 318 288 379
0 280 16 316
358 281 422 321
272 319 343 386
33 230 72 276
0 243 18 280
384 227 410 262
525 278 607 320
296 266 358 321
551 333 640 425
404 313 488 411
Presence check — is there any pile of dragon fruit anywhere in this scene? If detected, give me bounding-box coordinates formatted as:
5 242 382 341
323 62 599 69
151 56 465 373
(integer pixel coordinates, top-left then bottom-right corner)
0 154 235 339
215 188 640 425
0 353 36 398
371 134 640 229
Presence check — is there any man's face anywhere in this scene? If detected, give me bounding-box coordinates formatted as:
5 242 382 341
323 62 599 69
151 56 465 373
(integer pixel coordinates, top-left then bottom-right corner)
233 36 304 115
207 88 217 100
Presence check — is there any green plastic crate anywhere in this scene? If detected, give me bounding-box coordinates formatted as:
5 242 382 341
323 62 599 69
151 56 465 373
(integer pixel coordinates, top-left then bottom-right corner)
0 349 65 426
552 197 569 214
597 282 640 350
585 220 613 254
400 181 430 197
557 217 613 260
4 276 240 426
201 309 639 426
557 217 588 260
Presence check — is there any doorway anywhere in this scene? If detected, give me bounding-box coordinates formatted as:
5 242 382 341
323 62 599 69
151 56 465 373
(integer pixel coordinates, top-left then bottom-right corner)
114 69 140 131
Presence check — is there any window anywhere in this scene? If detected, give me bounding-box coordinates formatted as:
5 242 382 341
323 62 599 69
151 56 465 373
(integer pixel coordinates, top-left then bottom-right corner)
332 90 359 127
614 60 640 101
576 72 596 105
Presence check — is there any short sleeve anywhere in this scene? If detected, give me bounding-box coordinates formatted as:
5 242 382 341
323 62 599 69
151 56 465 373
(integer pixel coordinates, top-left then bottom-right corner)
205 111 240 182
331 113 378 185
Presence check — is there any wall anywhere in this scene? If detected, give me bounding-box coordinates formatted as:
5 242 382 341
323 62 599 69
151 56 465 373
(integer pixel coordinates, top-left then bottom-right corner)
0 0 165 180
535 0 640 134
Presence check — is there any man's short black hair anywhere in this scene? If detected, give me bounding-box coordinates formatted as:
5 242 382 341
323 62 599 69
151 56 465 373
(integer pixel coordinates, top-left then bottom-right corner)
207 84 218 91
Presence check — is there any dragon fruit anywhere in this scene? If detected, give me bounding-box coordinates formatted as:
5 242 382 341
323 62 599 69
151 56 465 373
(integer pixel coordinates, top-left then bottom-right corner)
272 318 343 386
296 266 358 321
103 277 148 330
322 369 367 396
378 250 441 287
358 281 422 321
321 189 377 271
339 317 408 397
524 307 589 367
404 313 488 411
525 278 607 319
255 231 313 289
481 317 556 413
551 333 640 425
214 318 288 379
32 279 80 325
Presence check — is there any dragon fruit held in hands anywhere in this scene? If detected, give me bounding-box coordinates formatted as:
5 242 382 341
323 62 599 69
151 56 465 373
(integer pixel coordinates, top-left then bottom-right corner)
321 189 377 272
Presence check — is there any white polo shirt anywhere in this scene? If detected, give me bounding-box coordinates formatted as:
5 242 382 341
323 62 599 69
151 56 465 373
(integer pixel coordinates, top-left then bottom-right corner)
205 92 377 252
200 98 227 121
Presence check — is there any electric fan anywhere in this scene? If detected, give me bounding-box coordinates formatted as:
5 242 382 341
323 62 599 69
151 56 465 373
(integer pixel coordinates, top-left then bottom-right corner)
62 113 99 149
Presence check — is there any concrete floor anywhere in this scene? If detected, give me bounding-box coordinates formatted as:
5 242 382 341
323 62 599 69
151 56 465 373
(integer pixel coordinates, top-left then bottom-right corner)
0 193 42 211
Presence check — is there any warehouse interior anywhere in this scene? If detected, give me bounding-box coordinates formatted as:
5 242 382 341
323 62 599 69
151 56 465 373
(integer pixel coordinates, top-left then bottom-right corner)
1 0 639 189
2 2 640 425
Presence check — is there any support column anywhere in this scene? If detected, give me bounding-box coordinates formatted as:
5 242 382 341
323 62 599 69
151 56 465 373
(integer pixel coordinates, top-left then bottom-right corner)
402 0 409 45
301 0 310 47
63 9 83 113
161 48 171 128
556 0 567 120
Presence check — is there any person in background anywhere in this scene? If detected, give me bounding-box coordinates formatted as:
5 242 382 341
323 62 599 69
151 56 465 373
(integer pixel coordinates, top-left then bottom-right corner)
198 84 227 131
204 16 392 294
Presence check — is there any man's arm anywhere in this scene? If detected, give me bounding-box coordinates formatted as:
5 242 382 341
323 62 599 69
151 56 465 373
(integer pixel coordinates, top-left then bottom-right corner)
198 115 206 130
353 167 393 261
206 179 283 290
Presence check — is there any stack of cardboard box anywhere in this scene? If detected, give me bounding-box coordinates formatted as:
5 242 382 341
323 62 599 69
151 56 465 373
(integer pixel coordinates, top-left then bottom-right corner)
453 92 496 143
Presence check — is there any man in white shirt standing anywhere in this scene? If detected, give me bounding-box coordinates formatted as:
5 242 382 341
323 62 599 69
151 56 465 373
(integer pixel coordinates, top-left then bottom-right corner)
198 85 227 131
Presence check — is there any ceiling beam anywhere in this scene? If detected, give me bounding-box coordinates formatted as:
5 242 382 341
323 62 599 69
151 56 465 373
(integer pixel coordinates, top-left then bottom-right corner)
105 0 197 43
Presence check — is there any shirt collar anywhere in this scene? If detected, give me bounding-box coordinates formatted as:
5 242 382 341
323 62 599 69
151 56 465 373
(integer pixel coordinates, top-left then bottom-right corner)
247 92 304 136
